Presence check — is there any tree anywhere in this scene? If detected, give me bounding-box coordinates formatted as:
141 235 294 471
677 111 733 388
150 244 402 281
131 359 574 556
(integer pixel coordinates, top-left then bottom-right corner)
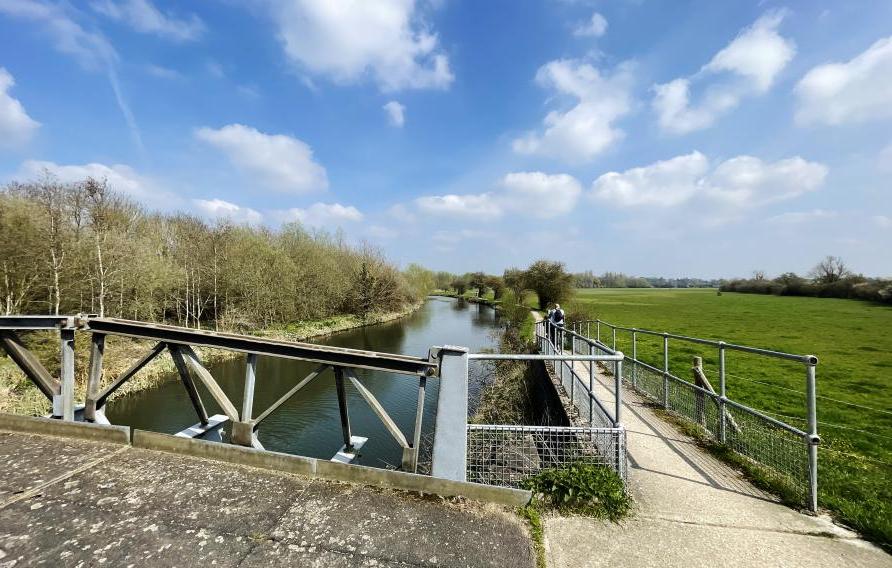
485 276 505 300
468 272 488 298
503 268 526 301
810 256 849 284
451 278 468 295
752 270 766 281
523 260 574 309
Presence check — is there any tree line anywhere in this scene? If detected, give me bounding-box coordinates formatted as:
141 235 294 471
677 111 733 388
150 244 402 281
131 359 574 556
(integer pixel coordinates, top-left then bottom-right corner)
1 174 432 329
721 256 892 304
573 270 722 289
435 260 574 310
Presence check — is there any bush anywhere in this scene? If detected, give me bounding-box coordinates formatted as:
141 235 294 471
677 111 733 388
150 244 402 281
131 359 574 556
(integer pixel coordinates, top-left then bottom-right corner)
521 463 632 521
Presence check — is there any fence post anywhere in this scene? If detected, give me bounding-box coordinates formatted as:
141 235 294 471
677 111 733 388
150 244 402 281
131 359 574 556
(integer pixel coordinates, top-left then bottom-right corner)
631 329 638 389
806 358 819 513
569 332 575 403
614 359 623 428
718 342 727 444
662 333 670 409
612 327 617 351
596 320 601 343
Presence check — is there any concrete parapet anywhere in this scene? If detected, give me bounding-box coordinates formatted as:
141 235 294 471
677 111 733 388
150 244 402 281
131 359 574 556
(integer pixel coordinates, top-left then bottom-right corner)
0 413 130 444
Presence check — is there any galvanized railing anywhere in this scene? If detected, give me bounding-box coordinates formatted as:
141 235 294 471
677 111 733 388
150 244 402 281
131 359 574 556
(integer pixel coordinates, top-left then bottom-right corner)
465 340 628 487
573 318 820 512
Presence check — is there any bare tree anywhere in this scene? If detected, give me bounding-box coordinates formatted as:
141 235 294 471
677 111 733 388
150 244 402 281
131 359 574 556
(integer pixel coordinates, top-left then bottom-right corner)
810 256 849 284
752 270 766 281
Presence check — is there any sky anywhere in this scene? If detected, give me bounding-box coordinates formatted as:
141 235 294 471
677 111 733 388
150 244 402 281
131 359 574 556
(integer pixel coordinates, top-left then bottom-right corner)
0 0 890 278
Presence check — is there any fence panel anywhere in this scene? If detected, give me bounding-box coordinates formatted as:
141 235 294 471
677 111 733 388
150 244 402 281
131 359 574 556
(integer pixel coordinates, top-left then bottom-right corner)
467 425 626 488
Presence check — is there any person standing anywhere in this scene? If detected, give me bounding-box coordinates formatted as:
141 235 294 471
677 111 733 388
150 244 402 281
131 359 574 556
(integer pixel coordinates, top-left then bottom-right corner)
549 303 565 346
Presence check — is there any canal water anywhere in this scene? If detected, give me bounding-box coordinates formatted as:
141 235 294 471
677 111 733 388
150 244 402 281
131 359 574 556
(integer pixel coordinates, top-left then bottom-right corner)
106 297 500 469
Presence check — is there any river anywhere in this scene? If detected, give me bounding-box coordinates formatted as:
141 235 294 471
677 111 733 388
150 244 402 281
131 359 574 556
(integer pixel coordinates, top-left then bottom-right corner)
106 297 500 469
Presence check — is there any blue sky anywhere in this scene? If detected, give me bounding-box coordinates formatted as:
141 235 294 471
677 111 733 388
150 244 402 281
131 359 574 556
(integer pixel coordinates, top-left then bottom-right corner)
1 0 890 277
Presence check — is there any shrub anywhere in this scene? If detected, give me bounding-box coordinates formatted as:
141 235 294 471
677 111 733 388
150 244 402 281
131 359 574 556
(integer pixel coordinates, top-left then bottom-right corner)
521 463 632 521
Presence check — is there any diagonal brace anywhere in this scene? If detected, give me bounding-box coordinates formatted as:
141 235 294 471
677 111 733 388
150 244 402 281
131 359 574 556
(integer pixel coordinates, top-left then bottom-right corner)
345 368 409 449
0 330 58 400
175 345 240 421
93 342 166 410
252 364 328 426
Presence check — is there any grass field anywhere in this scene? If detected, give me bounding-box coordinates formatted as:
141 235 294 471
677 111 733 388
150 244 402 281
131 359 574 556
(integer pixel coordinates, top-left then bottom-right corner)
547 288 891 548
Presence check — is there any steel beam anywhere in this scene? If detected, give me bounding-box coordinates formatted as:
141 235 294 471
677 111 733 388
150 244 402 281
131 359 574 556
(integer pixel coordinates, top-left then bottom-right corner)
333 367 353 452
167 344 209 425
252 364 328 426
430 345 468 482
59 328 75 421
85 317 435 376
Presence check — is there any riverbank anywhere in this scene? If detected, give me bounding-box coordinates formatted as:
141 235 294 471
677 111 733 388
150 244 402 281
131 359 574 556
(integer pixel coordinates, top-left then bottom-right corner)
0 301 424 416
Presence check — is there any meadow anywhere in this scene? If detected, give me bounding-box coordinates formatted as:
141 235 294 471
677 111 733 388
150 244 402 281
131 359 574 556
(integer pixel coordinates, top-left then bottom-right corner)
555 288 892 548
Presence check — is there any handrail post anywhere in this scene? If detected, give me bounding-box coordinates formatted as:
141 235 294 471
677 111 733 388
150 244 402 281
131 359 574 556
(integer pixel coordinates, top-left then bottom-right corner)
662 333 670 410
596 320 601 343
631 329 638 389
588 343 595 425
612 326 616 351
718 342 727 444
614 359 623 428
806 360 819 513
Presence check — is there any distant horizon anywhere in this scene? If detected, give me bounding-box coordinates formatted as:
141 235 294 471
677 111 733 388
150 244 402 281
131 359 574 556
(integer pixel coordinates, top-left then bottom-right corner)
2 1 890 277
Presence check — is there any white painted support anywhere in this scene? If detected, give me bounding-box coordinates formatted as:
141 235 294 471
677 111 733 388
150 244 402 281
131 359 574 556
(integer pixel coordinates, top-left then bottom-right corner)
60 328 75 421
345 369 410 449
178 346 240 421
431 345 468 482
175 414 228 440
243 353 257 421
331 436 368 464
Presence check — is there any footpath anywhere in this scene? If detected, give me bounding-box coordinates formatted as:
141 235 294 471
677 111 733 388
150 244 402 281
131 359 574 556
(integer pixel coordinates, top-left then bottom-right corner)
533 312 890 568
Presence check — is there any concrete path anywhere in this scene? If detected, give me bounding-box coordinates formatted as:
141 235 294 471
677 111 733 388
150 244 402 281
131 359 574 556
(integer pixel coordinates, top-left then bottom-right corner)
537 318 890 567
0 430 534 567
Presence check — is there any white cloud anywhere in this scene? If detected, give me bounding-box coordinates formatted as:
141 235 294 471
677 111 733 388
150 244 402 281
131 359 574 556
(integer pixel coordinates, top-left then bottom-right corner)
415 193 501 219
416 171 582 219
653 11 794 134
873 215 892 229
593 152 709 207
0 0 144 153
15 159 176 208
268 0 453 91
795 36 892 126
592 152 827 208
195 124 328 194
500 172 581 218
273 203 363 227
91 0 205 42
766 209 837 225
574 12 607 37
383 100 406 127
193 199 262 225
513 59 634 162
0 68 40 148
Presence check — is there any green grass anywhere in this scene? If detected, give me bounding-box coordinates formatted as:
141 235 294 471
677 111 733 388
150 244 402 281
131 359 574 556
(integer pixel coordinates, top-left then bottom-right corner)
560 288 892 549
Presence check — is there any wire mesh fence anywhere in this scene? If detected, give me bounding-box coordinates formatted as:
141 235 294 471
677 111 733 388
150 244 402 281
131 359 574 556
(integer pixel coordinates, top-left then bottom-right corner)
571 319 818 510
467 424 626 488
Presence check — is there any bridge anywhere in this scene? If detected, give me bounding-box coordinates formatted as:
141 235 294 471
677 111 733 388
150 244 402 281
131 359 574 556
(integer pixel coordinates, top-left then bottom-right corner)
1 313 889 567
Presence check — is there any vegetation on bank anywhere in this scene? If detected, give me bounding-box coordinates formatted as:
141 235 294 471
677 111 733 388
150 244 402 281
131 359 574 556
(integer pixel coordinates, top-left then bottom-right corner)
1 174 432 326
562 287 892 549
0 172 438 415
721 256 892 305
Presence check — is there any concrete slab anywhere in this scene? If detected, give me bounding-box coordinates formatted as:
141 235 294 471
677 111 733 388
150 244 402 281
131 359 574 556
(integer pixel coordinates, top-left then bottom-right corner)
0 431 535 567
0 430 122 502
